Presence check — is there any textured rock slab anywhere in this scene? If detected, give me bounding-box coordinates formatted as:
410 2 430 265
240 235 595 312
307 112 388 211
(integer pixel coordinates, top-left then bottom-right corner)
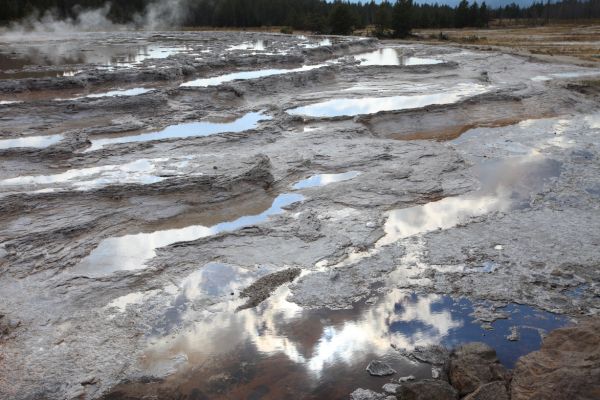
511 319 600 400
463 381 509 400
396 379 459 400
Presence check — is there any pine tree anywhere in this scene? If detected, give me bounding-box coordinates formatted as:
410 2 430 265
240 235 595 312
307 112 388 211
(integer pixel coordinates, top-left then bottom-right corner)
392 0 413 38
328 2 355 35
374 1 392 37
455 0 470 28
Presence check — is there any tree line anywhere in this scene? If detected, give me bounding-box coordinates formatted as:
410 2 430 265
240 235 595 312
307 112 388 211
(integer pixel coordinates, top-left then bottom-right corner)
1 0 600 37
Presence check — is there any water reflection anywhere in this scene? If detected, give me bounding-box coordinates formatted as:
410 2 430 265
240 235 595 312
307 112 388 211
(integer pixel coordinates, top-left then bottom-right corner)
532 70 600 81
151 263 277 336
180 64 327 87
0 44 192 80
228 40 266 51
0 157 192 192
80 87 153 99
585 113 600 129
354 48 443 66
302 38 332 48
121 287 566 399
71 193 304 276
379 156 561 246
86 111 270 152
293 171 360 189
286 84 488 118
0 134 63 150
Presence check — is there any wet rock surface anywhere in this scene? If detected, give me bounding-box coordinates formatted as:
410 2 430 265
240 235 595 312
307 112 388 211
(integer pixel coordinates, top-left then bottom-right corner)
463 381 509 400
0 30 599 400
396 379 458 400
237 267 301 310
367 360 396 376
449 342 509 396
510 319 600 400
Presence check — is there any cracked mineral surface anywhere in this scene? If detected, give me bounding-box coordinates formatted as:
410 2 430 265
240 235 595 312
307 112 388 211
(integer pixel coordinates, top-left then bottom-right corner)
0 31 599 400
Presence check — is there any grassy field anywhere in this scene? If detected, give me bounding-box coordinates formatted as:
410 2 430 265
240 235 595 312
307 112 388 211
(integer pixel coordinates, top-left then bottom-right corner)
414 21 600 64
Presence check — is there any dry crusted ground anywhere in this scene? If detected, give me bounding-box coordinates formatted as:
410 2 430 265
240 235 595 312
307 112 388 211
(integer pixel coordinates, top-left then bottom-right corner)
416 22 600 64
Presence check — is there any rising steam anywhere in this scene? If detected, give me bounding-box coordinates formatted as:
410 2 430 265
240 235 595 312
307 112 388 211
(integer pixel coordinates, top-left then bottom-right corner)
0 1 191 41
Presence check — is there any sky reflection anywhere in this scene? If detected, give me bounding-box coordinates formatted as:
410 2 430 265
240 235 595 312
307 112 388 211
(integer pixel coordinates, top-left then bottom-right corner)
86 111 270 152
293 171 360 189
72 193 304 276
134 284 567 398
287 84 487 118
180 64 327 87
379 156 561 246
355 48 443 66
0 134 63 150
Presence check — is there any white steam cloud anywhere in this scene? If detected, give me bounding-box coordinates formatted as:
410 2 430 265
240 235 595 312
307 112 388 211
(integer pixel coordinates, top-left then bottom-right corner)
0 1 191 41
137 0 190 30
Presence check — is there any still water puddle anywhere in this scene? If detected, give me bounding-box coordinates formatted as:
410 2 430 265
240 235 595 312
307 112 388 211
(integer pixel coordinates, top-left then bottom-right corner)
532 70 600 81
71 169 360 276
228 40 267 51
379 156 561 246
293 171 360 189
0 44 192 79
85 111 270 152
0 134 63 150
71 193 304 276
0 157 193 193
180 64 328 87
53 87 153 101
354 48 443 66
78 87 153 99
287 84 488 118
0 69 82 79
106 286 567 399
585 113 600 129
301 38 333 48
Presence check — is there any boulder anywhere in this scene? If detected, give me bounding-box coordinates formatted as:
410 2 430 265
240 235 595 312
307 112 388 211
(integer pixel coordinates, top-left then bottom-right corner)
511 319 600 400
463 381 509 400
448 342 509 396
396 379 458 400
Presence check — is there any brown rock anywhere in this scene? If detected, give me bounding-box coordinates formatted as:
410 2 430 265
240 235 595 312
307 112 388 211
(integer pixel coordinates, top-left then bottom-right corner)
511 319 600 400
448 342 509 396
463 381 509 400
396 379 458 400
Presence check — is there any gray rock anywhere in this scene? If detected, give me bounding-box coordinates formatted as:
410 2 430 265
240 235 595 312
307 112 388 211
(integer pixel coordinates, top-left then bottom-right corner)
382 383 401 394
432 367 443 380
237 267 301 310
403 345 450 365
398 374 415 382
396 379 459 400
350 388 385 400
367 360 396 377
506 326 520 341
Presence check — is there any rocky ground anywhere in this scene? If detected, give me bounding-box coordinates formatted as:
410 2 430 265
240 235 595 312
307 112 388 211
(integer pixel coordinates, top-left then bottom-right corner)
0 31 599 399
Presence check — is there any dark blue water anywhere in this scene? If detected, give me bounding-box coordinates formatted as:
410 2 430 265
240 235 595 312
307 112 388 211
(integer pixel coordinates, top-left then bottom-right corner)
390 293 570 368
